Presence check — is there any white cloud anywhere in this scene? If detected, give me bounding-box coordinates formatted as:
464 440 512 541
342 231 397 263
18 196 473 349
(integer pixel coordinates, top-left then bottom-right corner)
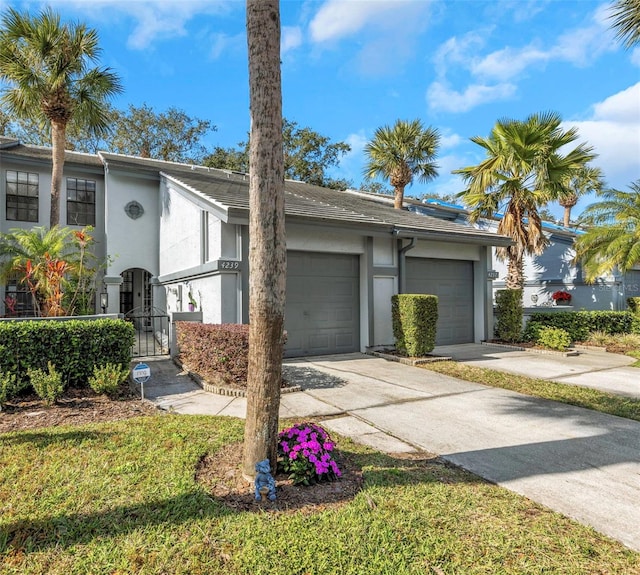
46 0 233 50
439 131 462 150
565 83 640 189
307 0 433 76
282 26 303 54
427 81 516 114
309 0 404 43
429 4 616 112
208 32 244 61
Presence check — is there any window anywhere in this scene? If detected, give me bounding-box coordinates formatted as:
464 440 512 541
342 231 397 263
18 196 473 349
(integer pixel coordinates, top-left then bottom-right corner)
4 277 35 317
67 178 96 226
6 170 38 222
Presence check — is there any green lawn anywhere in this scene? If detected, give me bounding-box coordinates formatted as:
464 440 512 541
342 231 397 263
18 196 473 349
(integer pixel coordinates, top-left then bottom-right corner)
419 361 640 422
1 414 639 574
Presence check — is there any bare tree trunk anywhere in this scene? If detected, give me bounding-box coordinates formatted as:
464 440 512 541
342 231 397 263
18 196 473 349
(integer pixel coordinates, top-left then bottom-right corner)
563 205 571 228
393 186 404 209
242 0 286 480
50 120 66 228
505 253 524 290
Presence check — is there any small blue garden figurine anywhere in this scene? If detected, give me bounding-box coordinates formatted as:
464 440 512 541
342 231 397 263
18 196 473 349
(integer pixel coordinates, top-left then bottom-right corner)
254 458 276 501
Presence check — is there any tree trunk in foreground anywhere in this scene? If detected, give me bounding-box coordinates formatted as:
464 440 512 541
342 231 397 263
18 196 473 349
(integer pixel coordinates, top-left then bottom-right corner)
242 0 286 479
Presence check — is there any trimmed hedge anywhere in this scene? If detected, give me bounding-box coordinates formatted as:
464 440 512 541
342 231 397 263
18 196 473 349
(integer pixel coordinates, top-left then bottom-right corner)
628 297 640 314
0 318 134 388
494 289 523 343
177 322 251 387
392 294 438 357
523 310 638 342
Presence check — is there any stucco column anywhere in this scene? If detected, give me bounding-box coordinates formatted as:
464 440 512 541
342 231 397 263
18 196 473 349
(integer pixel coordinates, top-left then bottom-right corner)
103 275 123 315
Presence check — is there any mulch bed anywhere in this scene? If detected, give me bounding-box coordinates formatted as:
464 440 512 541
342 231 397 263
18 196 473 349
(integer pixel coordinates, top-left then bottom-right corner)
195 441 366 514
0 385 157 434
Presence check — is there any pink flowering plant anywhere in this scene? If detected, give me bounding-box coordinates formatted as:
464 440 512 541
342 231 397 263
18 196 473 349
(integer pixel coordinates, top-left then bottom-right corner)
277 422 342 485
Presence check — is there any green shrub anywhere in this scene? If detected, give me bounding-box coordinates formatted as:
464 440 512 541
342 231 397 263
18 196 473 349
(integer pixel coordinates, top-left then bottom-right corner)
28 362 64 405
536 327 572 351
494 289 523 343
627 297 640 314
392 294 438 356
0 372 18 410
89 363 130 397
586 331 612 347
523 311 635 342
0 318 134 387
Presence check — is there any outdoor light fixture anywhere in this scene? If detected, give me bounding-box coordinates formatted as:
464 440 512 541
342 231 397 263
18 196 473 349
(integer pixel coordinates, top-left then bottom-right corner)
100 292 108 313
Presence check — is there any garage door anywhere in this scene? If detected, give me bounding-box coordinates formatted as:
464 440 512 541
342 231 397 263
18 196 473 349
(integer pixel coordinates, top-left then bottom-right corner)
285 251 360 357
406 258 474 345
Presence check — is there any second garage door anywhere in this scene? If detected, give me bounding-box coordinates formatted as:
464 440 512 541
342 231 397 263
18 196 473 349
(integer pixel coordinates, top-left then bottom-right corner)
285 251 360 357
406 257 474 345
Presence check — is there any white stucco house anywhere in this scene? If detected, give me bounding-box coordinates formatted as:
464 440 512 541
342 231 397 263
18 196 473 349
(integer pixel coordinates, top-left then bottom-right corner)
410 198 640 312
0 138 513 357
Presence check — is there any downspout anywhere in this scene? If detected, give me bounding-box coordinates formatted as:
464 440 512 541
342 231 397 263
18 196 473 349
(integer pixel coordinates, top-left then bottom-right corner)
397 236 417 293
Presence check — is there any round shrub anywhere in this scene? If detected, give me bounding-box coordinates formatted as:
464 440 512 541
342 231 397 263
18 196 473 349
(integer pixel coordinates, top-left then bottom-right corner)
0 372 18 410
278 422 342 486
28 362 64 406
536 327 571 351
89 363 130 397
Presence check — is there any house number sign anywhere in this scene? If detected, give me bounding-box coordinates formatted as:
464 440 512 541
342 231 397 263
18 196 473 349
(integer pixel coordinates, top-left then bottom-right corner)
218 259 240 270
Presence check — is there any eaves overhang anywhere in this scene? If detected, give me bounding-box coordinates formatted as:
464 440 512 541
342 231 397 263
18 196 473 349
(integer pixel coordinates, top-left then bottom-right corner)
392 226 514 247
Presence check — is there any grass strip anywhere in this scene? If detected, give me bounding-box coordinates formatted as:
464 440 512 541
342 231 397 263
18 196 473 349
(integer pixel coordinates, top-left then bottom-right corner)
1 414 639 574
420 361 640 421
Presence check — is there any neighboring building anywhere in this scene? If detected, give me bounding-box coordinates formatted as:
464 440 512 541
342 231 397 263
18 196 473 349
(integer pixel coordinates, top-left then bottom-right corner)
0 139 512 356
409 197 640 312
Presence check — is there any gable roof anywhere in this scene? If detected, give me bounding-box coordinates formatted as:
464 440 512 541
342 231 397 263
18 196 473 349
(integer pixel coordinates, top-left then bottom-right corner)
0 138 103 168
162 169 512 246
4 143 512 246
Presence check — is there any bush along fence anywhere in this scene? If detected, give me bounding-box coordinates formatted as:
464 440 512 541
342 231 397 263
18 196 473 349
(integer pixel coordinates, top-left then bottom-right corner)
523 310 640 343
176 322 288 390
0 318 134 391
391 294 438 357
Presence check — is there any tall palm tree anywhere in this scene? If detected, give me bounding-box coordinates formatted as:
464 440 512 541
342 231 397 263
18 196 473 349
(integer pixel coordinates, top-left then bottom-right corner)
363 119 440 209
574 180 640 282
609 0 640 48
454 112 596 289
0 8 122 227
558 166 604 228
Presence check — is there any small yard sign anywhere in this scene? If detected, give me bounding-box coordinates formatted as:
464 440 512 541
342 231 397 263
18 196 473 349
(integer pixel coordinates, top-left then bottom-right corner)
132 362 151 400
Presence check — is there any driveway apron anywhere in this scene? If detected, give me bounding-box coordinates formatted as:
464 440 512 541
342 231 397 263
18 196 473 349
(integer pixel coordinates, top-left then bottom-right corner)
286 353 640 552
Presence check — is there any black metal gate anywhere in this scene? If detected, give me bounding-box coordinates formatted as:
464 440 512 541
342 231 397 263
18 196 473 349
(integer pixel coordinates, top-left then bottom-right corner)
124 307 170 357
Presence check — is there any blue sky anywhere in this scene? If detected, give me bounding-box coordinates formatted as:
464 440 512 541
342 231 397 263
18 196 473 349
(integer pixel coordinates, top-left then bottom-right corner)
5 0 640 219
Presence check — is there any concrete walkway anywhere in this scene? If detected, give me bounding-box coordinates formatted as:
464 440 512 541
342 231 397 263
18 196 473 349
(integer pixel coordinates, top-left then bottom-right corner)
134 350 640 552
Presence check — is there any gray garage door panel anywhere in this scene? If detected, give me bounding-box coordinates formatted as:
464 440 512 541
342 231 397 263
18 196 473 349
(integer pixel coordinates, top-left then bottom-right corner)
406 258 474 345
285 252 360 357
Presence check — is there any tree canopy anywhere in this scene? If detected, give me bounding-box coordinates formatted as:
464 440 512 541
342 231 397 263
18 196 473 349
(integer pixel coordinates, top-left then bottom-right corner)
609 0 640 48
574 180 640 282
0 7 122 227
109 103 215 163
204 118 351 189
454 111 596 289
363 119 440 209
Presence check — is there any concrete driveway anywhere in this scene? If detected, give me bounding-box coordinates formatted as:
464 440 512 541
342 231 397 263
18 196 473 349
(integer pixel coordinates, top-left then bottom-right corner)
433 343 640 398
287 353 640 553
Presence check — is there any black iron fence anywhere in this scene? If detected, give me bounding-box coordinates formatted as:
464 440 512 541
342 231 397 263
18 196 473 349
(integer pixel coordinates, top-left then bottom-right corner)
124 307 170 357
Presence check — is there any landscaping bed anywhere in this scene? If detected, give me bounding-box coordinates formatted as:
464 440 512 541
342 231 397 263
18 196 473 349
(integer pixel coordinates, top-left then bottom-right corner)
0 385 156 434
